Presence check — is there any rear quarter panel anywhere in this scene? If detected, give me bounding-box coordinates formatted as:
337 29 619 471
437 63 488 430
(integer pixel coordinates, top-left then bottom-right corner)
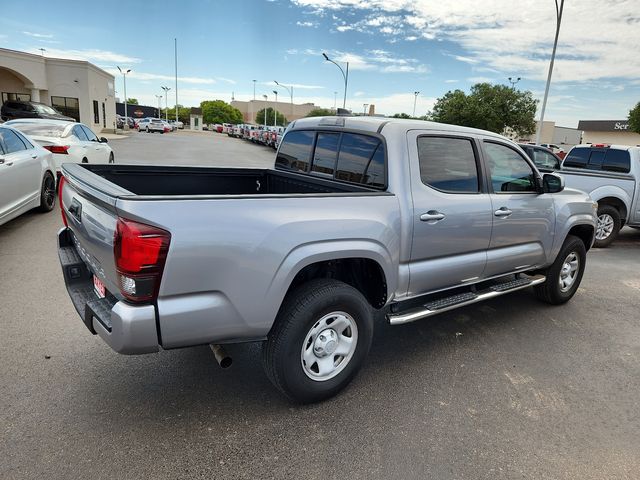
117 194 402 346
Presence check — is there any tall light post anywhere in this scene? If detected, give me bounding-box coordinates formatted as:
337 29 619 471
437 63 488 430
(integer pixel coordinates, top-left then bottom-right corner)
536 0 565 145
262 94 267 128
333 91 337 111
273 90 278 126
274 80 293 118
161 86 171 120
174 38 178 123
322 52 349 109
363 104 368 116
117 66 131 129
155 94 163 118
253 80 257 101
508 77 521 89
412 91 420 118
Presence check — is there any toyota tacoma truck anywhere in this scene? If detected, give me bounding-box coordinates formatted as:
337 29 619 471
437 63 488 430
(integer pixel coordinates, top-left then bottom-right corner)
57 116 597 403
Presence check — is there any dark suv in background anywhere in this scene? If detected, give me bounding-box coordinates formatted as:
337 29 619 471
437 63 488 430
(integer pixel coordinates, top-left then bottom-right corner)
519 143 562 172
1 100 74 122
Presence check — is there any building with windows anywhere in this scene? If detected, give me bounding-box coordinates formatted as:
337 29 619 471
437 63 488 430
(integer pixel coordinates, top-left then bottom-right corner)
577 120 640 146
0 47 116 134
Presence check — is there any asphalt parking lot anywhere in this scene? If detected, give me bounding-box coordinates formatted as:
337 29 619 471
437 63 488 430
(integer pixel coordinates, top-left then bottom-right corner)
1 131 640 479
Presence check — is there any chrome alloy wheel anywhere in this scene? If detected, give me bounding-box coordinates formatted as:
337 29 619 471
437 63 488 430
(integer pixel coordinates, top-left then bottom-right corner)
558 252 580 292
595 213 614 241
301 311 358 381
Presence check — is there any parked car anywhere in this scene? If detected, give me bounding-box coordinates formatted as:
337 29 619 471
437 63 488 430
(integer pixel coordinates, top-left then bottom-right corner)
160 120 173 133
558 143 640 247
56 116 597 403
230 124 244 138
202 124 209 131
6 119 114 173
174 120 184 129
0 124 56 226
541 143 565 155
116 114 125 129
222 123 233 134
519 144 561 172
215 124 223 133
137 118 165 133
1 100 75 122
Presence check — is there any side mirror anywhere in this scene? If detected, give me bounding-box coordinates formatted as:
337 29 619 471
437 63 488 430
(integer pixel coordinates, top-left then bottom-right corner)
100 137 108 143
543 173 564 193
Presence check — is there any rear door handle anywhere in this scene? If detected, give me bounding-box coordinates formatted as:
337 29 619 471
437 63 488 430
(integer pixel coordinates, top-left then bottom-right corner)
31 154 38 159
420 211 445 222
494 207 513 217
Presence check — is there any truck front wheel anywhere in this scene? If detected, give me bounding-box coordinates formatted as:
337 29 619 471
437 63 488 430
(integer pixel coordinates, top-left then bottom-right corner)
594 205 621 248
263 279 374 403
534 234 586 305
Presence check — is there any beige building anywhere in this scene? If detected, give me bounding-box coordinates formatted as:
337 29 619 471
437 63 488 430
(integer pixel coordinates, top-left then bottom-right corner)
520 120 582 148
578 120 640 146
0 47 116 133
231 99 317 124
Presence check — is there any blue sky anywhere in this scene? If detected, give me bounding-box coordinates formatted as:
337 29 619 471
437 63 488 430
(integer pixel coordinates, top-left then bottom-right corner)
1 0 639 127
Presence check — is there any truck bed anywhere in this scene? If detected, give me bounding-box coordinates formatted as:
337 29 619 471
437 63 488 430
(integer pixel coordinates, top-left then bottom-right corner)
74 164 375 197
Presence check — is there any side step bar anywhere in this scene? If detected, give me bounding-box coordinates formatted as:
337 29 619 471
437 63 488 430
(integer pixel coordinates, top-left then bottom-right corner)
388 274 546 325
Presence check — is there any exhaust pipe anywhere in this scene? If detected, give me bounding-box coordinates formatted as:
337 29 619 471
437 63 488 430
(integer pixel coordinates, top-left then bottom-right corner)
209 344 232 369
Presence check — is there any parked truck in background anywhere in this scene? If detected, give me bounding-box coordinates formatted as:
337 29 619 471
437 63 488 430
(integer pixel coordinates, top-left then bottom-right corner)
558 144 640 247
56 116 597 403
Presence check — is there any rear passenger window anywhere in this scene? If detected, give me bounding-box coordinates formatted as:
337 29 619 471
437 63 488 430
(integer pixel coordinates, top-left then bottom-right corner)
603 149 631 173
335 133 385 187
311 133 339 176
276 130 314 172
417 137 479 193
563 148 589 168
587 150 605 170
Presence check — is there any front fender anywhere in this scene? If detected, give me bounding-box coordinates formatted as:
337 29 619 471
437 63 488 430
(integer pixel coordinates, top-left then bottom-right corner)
549 213 597 262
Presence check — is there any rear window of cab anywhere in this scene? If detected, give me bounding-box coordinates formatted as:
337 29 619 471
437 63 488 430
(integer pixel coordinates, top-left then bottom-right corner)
564 147 631 173
276 130 386 189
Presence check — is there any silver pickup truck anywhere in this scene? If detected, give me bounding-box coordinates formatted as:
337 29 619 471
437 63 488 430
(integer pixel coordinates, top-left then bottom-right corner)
57 116 597 403
559 144 640 247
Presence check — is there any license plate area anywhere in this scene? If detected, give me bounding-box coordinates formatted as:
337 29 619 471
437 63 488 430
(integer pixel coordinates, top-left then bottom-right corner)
93 275 106 299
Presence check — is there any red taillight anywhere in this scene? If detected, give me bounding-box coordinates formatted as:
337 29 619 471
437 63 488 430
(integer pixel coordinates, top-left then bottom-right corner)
114 218 171 302
592 143 609 148
58 176 68 227
43 145 70 154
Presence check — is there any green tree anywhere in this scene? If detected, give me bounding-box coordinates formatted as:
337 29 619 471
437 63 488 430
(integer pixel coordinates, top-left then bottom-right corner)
305 108 335 117
126 98 138 105
200 100 243 125
391 113 431 120
628 102 640 134
255 107 287 126
430 83 538 136
161 105 192 124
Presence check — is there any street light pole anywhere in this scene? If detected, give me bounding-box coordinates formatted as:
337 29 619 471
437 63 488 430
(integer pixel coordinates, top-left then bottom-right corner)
333 91 337 111
536 0 565 145
253 80 257 101
322 53 349 109
161 86 171 120
273 90 278 126
175 38 178 123
117 66 131 129
274 81 293 119
508 76 521 89
263 94 267 128
363 104 368 116
412 91 420 118
155 94 163 118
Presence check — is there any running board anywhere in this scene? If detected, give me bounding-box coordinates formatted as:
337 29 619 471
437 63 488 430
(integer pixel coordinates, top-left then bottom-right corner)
388 274 546 325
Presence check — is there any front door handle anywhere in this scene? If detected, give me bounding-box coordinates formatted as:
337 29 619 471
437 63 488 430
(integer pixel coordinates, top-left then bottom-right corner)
420 211 445 222
31 154 38 159
494 207 513 217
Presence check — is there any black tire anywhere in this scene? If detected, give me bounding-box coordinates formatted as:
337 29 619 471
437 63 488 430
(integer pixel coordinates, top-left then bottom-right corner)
593 205 621 248
146 127 150 133
534 235 586 305
38 172 56 212
108 152 115 164
81 158 88 163
263 279 374 403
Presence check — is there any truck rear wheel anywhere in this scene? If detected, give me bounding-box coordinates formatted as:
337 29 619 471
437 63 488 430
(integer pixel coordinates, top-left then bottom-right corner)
534 235 586 305
594 205 621 248
263 279 373 403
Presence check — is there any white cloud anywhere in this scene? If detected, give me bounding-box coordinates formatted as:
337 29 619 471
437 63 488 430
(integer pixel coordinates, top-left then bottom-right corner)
467 76 495 84
296 21 316 27
445 79 459 83
29 47 141 64
23 31 53 38
263 81 325 90
291 0 640 83
293 48 428 74
104 68 217 85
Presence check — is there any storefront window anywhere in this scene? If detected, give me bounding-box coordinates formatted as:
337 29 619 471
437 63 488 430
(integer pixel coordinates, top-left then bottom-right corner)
51 96 80 121
2 92 31 102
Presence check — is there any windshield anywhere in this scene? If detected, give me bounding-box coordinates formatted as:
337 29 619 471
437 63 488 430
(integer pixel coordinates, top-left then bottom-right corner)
32 104 59 115
8 122 66 137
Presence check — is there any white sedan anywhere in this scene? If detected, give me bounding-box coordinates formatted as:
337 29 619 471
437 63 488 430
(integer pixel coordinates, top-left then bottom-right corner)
0 124 57 226
5 119 114 173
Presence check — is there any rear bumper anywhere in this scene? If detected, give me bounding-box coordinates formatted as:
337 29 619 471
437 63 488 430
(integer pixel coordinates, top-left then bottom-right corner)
57 228 159 354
